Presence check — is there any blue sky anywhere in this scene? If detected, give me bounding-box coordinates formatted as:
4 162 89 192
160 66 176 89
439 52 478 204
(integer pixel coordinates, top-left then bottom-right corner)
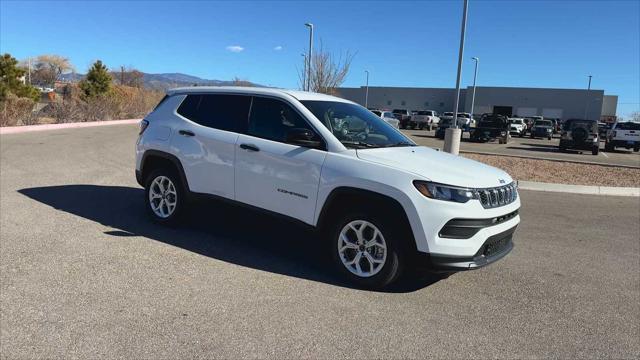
1 0 639 117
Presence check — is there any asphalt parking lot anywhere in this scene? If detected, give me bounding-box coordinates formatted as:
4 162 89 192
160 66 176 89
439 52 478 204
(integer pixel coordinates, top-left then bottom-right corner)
1 124 639 358
403 128 640 168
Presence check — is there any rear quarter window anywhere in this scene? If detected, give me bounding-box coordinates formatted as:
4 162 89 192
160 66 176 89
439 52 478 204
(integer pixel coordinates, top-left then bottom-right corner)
177 94 251 132
615 122 640 130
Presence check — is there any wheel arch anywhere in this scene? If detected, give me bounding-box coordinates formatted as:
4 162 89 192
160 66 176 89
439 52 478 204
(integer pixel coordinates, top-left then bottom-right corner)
139 150 190 192
316 186 418 254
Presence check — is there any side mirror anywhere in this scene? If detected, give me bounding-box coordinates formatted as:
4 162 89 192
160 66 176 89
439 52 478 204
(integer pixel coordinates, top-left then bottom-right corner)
286 128 323 149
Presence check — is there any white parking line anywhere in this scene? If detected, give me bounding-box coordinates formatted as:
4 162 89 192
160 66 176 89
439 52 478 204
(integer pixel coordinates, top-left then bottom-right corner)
601 152 609 158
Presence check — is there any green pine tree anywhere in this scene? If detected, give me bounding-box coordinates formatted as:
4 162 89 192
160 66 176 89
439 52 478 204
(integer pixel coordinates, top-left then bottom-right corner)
0 53 39 102
80 60 112 98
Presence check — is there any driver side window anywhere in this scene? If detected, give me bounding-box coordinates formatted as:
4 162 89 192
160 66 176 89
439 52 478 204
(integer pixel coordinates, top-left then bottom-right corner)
248 97 318 143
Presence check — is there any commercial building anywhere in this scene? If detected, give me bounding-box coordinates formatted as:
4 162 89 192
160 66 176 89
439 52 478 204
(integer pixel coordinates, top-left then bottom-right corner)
336 86 618 121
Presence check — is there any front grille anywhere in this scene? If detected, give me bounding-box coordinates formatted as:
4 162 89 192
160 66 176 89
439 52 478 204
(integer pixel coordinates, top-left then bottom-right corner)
474 226 517 259
477 182 518 209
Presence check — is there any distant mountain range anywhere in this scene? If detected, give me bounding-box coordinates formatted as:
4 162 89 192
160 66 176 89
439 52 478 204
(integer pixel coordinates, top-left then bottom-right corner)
58 72 261 90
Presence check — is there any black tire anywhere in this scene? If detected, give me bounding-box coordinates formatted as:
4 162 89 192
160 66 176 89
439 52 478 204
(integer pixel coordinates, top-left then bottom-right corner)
605 142 614 152
418 123 424 130
328 210 406 289
634 146 639 153
427 124 432 131
530 133 534 139
144 168 186 224
519 132 524 138
548 136 552 140
592 145 599 155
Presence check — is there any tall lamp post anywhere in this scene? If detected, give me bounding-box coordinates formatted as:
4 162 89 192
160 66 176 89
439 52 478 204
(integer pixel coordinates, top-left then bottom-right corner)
301 53 307 90
364 70 370 108
443 0 469 155
470 57 479 119
587 75 592 90
305 23 314 91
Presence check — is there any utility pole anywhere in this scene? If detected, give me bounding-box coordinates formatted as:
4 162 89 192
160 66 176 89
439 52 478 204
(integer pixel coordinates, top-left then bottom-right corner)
443 0 468 155
364 70 369 108
305 23 314 91
587 75 592 90
121 66 125 85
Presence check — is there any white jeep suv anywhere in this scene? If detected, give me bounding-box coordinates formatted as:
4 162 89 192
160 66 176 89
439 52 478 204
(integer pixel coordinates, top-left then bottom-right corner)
136 87 520 289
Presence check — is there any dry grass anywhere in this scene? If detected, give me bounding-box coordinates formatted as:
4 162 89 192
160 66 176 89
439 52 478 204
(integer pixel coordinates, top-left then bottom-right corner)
463 153 640 187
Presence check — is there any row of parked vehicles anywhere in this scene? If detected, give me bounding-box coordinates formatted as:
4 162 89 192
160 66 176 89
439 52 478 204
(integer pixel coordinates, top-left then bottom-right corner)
369 108 640 156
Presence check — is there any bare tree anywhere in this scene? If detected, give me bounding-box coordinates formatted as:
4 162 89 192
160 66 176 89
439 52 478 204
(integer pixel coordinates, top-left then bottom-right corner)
630 111 640 122
232 76 253 87
298 42 355 95
114 67 144 88
32 55 74 86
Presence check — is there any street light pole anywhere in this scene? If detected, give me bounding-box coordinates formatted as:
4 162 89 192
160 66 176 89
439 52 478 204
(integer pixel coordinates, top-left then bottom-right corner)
470 57 479 118
305 23 314 91
301 53 307 91
364 70 369 108
587 75 592 90
443 0 468 155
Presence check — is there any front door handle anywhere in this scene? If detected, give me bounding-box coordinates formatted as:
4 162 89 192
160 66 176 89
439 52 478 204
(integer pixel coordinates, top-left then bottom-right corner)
240 143 260 152
178 129 195 137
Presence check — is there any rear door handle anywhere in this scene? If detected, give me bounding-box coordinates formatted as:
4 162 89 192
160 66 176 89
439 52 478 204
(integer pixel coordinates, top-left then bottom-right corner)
178 129 195 137
240 143 260 152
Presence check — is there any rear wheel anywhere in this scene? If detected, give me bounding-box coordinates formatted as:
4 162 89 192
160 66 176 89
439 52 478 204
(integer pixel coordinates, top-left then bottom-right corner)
605 142 614 152
144 168 185 223
592 145 599 155
329 211 405 289
634 145 639 152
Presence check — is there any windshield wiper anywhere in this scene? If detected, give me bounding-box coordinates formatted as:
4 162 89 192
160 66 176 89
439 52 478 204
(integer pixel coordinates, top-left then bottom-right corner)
341 141 379 149
385 141 416 147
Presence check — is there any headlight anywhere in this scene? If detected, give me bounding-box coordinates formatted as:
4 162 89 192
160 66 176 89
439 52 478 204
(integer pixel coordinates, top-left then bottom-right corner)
413 181 478 203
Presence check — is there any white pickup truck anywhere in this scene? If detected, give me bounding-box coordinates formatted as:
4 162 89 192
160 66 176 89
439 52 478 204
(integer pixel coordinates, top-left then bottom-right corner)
605 121 640 152
411 110 440 130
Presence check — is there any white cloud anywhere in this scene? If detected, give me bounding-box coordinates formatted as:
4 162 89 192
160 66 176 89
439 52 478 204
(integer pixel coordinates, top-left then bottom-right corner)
226 45 244 53
273 46 283 51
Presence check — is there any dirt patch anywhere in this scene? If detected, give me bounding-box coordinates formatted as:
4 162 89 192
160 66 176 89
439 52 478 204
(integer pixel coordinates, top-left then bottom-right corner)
463 153 640 187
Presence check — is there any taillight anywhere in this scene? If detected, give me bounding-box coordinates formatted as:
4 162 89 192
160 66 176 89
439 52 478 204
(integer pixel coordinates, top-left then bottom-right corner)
139 119 149 135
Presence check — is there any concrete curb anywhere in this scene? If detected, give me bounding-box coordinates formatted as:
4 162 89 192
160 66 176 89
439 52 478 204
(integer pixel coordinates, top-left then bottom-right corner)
460 149 640 169
518 180 640 197
0 119 142 135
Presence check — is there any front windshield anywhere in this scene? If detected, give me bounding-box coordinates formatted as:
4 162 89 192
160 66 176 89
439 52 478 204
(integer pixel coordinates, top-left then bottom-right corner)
301 101 415 149
535 120 553 127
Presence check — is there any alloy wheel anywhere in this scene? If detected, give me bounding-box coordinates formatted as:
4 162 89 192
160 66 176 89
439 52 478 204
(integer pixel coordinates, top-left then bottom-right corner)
337 220 387 277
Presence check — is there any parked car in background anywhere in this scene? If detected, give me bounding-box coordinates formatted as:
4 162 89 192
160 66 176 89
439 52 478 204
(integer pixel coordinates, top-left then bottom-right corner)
530 119 554 140
471 114 510 143
434 118 464 140
597 122 612 140
136 87 520 289
507 117 526 137
605 121 640 152
371 109 400 129
559 119 600 155
392 109 412 129
411 110 440 130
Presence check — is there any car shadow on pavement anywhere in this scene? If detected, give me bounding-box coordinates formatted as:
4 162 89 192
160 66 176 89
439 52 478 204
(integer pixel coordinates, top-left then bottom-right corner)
19 185 444 293
506 145 562 154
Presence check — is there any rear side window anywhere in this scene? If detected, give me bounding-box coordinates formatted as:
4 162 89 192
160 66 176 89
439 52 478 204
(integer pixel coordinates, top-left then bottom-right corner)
177 94 251 132
248 97 317 143
616 122 640 130
153 95 169 111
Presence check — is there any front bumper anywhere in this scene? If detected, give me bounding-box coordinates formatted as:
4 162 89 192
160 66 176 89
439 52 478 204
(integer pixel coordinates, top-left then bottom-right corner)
423 225 516 270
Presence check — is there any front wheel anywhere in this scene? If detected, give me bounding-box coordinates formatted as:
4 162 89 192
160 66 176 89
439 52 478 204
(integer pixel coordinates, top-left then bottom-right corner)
329 213 404 289
144 169 185 223
592 145 599 155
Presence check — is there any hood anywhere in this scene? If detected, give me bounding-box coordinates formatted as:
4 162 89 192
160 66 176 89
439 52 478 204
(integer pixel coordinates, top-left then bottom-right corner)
356 146 512 188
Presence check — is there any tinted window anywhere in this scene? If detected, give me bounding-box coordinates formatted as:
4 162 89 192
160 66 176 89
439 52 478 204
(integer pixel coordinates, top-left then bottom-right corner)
177 94 250 132
616 122 640 130
248 97 316 143
371 110 382 116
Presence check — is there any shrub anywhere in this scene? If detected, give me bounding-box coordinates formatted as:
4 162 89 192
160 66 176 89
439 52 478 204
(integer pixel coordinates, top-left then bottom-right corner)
0 94 36 126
